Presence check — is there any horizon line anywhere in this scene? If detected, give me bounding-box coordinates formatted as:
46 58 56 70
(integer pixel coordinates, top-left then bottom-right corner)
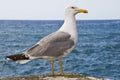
0 19 120 21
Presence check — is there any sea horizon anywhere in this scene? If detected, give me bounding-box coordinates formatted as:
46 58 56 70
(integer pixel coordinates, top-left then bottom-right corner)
0 19 120 21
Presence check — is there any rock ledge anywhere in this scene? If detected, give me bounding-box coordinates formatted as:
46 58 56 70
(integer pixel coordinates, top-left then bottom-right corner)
0 74 110 80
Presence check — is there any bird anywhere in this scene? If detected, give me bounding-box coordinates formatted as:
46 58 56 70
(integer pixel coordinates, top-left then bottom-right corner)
6 6 88 76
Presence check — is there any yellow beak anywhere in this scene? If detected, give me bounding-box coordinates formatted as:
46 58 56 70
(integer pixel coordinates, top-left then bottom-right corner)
77 9 88 13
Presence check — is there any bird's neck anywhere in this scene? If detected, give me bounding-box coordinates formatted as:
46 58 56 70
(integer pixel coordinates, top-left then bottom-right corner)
59 14 78 42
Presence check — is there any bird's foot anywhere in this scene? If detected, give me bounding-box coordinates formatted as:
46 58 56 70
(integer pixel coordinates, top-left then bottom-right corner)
59 72 75 76
51 72 75 77
51 72 60 76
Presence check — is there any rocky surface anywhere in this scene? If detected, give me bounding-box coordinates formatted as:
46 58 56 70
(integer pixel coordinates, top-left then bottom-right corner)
0 74 110 80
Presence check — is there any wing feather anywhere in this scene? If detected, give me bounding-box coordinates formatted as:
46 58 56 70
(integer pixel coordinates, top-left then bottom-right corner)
25 31 74 58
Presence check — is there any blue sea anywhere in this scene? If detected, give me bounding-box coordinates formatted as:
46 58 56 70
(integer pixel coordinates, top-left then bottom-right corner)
0 20 120 80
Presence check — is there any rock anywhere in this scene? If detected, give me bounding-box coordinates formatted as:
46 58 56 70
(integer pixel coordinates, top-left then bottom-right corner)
0 74 110 80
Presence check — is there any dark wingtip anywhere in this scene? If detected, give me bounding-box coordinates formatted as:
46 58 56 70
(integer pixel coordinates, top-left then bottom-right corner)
5 54 29 61
5 56 12 61
5 55 16 61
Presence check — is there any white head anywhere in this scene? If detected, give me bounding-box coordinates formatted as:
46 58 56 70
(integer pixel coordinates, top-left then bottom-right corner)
59 6 88 43
64 6 88 16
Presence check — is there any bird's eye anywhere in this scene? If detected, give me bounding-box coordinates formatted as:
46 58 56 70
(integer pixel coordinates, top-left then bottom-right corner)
71 7 75 9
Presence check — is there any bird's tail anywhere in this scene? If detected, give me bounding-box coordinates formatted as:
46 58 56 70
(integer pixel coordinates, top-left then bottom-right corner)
6 54 30 64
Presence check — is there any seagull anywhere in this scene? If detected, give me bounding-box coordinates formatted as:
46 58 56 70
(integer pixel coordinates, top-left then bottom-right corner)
6 6 88 76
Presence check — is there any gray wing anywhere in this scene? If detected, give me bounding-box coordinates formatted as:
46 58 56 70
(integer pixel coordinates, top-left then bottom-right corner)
25 31 74 58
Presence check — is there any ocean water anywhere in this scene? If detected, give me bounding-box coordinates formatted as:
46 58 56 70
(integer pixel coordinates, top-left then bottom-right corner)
0 20 120 80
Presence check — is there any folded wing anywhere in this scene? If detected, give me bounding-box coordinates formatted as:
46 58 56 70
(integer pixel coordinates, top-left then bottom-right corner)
25 31 74 58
